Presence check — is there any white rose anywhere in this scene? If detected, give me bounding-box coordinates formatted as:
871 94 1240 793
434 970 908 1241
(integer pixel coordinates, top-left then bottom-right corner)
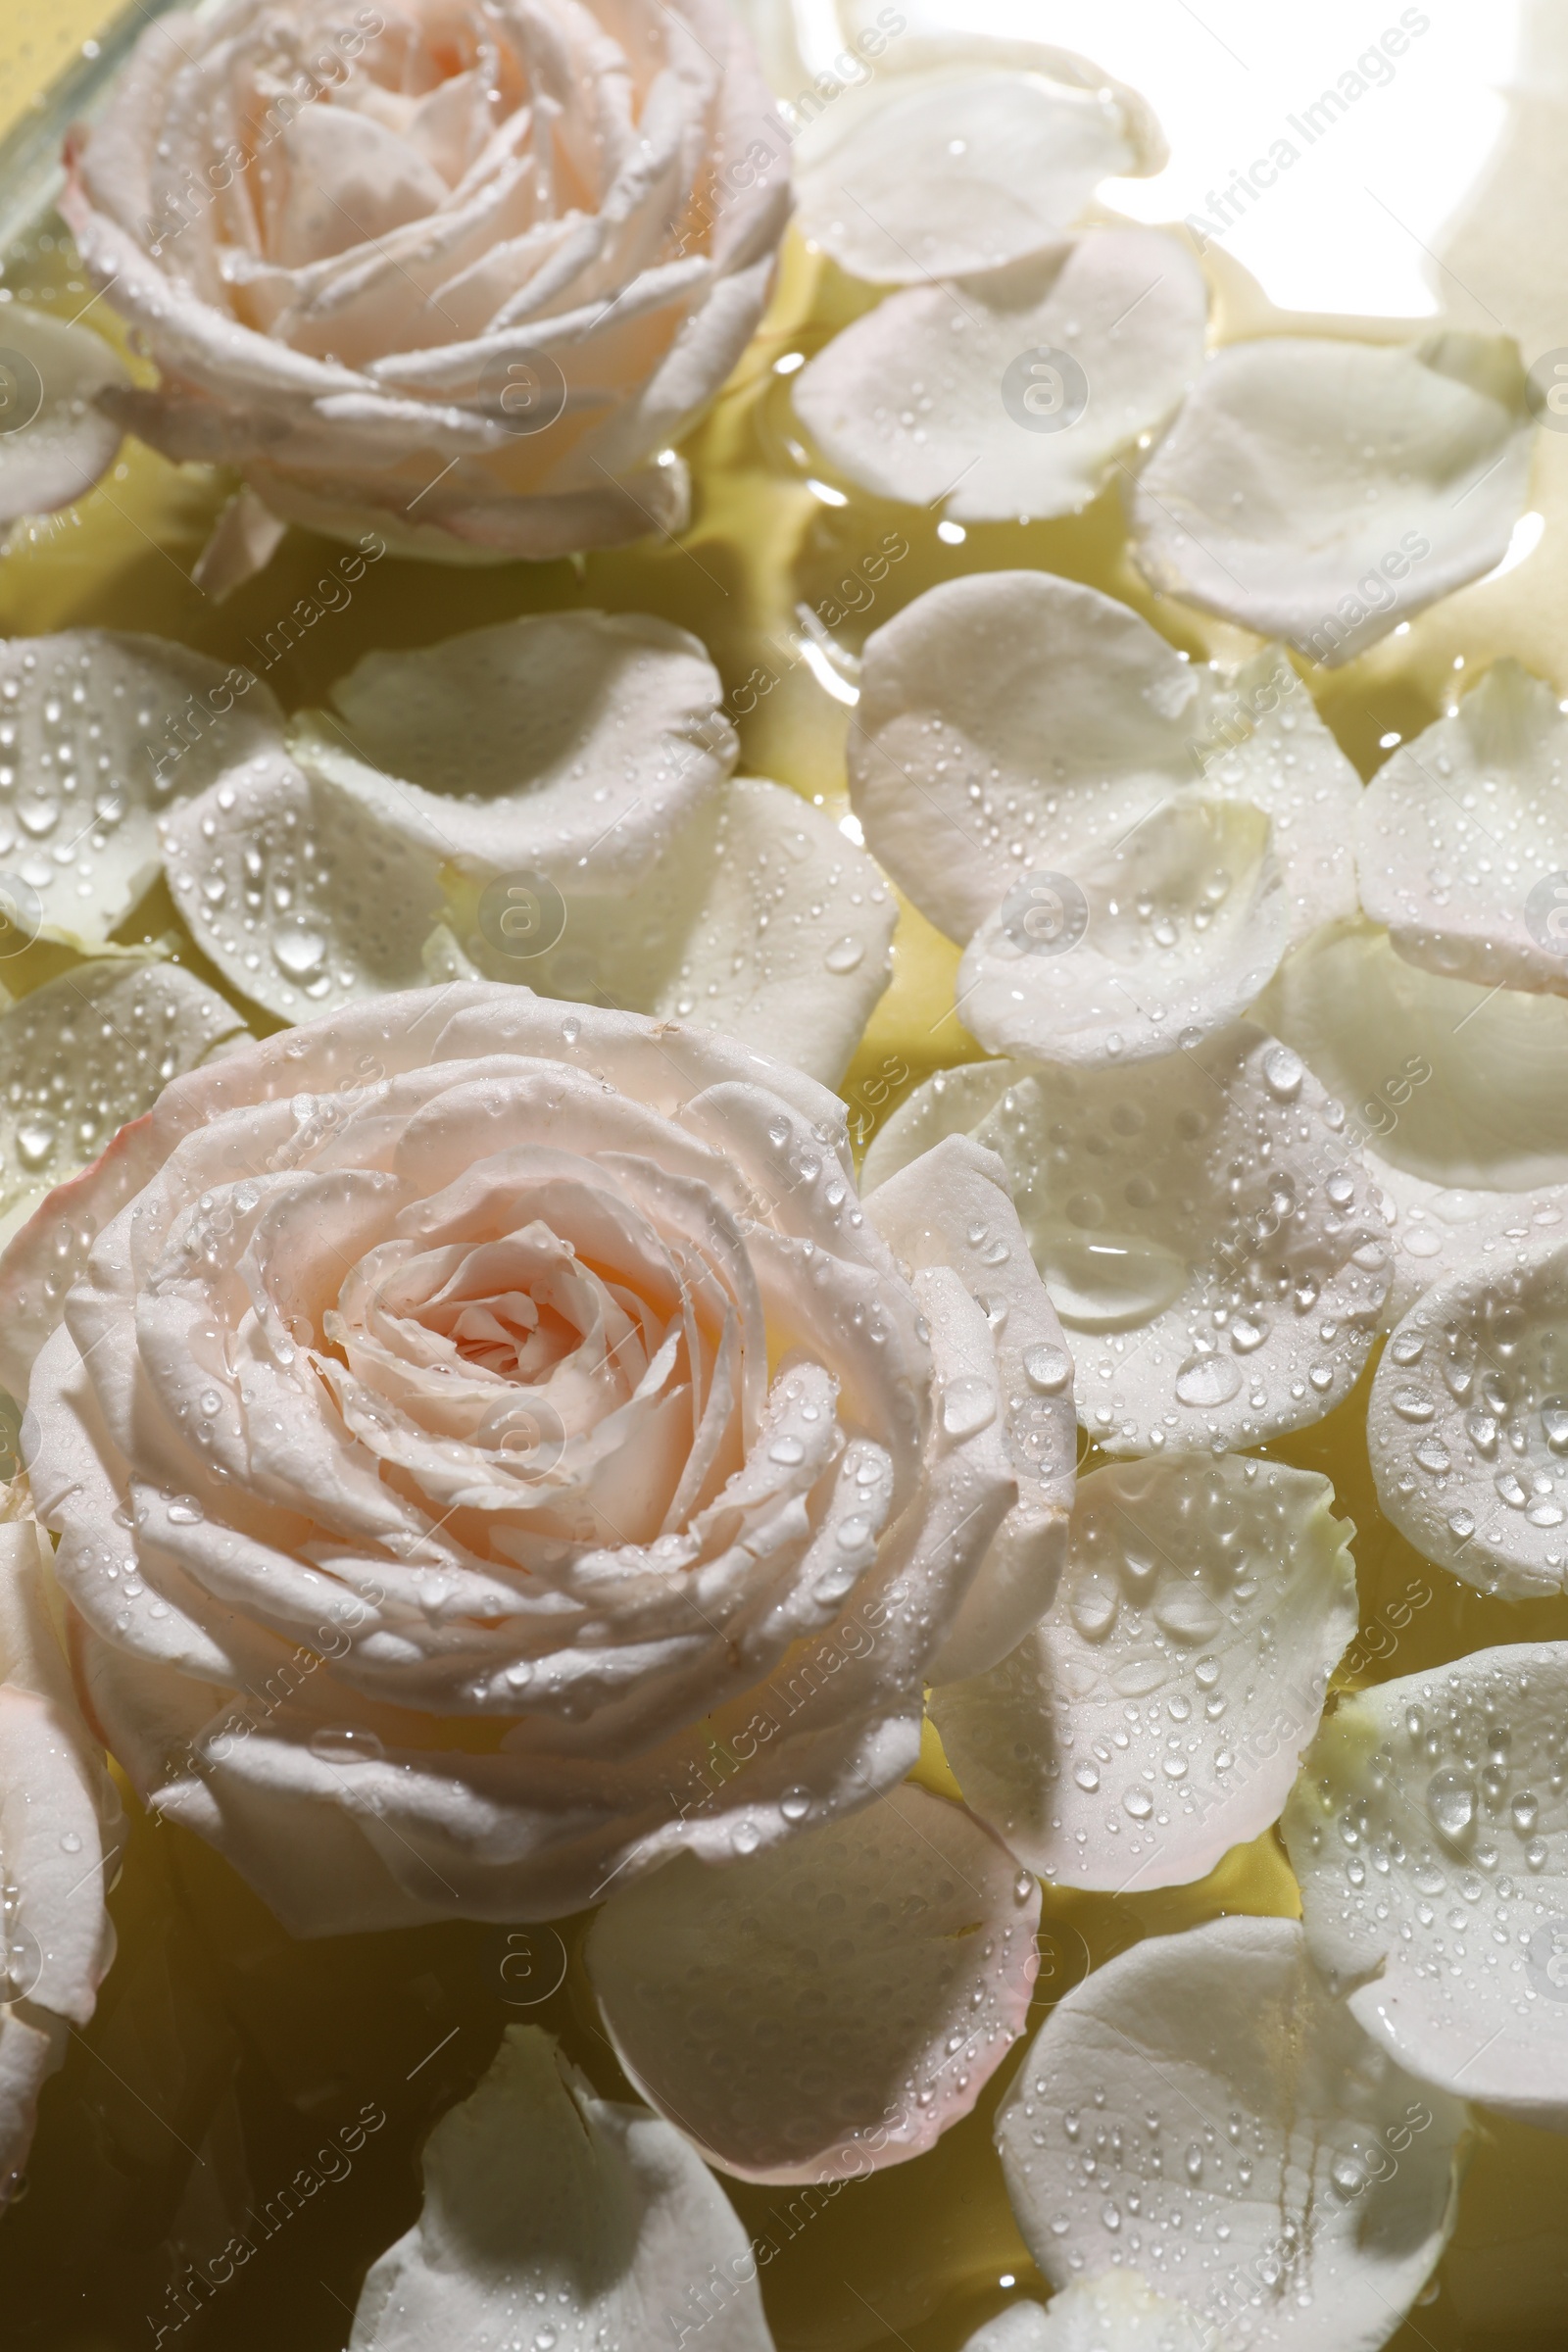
5 985 1069 1957
61 0 790 564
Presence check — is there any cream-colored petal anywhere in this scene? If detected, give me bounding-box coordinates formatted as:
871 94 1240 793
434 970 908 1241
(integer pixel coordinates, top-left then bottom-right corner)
794 229 1205 522
956 799 1290 1069
0 629 285 952
0 959 248 1232
867 1134 1075 1679
1357 662 1568 993
457 778 896 1088
1132 333 1535 665
586 1785 1039 2182
1260 919 1568 1192
964 2279 1210 2351
0 307 127 526
851 571 1201 947
290 612 734 896
943 1026 1387 1453
1368 1230 1568 1598
793 41 1159 284
860 1057 1029 1196
1194 650 1362 944
349 2025 774 2352
932 1454 1355 1891
1364 1148 1568 1325
996 1916 1466 2351
1284 1642 1568 2132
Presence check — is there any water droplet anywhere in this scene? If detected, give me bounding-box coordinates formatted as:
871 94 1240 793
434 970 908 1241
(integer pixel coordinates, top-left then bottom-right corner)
272 926 326 978
732 1821 761 1854
1175 1353 1241 1407
1544 1400 1568 1454
1262 1046 1303 1101
166 1495 205 1525
1331 2153 1367 2199
1185 2142 1203 2180
1511 1791 1540 1833
768 1435 807 1466
309 1726 384 1764
1427 1769 1476 1840
1035 1229 1187 1331
1123 1788 1153 1821
16 1118 54 1172
1074 1760 1101 1791
941 1374 996 1439
1023 1343 1073 1395
780 1787 811 1822
59 1832 81 1854
1391 1387 1436 1423
1195 1655 1221 1689
823 936 864 973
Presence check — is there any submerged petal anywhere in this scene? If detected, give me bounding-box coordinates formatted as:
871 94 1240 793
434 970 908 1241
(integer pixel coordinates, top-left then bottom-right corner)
1132 333 1535 664
996 1915 1466 2351
933 1454 1355 1891
1284 1642 1568 2132
586 1784 1039 2181
795 229 1205 521
349 2024 774 2350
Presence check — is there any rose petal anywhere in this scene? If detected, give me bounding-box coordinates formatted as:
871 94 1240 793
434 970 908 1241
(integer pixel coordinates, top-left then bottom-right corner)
1368 1230 1568 1598
1260 919 1568 1191
293 611 733 894
996 1916 1466 2350
0 306 127 526
931 1454 1355 1891
0 1512 117 2202
348 2024 774 2352
850 574 1360 949
794 229 1206 521
956 797 1290 1068
793 38 1161 284
963 2280 1210 2351
585 1784 1040 2181
1131 332 1535 665
1284 1642 1568 2131
0 628 286 952
0 959 249 1240
1357 662 1568 993
867 1134 1075 1679
860 1057 1028 1196
1367 1149 1568 1324
867 1025 1388 1454
455 777 896 1088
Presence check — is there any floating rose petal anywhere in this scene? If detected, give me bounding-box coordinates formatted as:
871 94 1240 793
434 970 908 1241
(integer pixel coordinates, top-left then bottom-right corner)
1358 662 1568 993
963 2278 1210 2350
1261 919 1568 1192
1285 1642 1568 2132
0 306 127 528
794 229 1205 522
867 1133 1075 1679
0 960 248 1253
349 2024 774 2350
792 33 1164 284
586 1784 1039 2181
850 574 1359 950
0 628 284 953
861 1025 1388 1455
996 1916 1466 2352
1369 1231 1568 1598
932 1454 1355 1890
1131 333 1535 665
956 797 1289 1068
1365 1150 1568 1324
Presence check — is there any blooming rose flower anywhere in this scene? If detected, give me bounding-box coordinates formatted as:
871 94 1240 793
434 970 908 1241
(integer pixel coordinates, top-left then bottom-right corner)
5 984 1065 2178
61 0 790 564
